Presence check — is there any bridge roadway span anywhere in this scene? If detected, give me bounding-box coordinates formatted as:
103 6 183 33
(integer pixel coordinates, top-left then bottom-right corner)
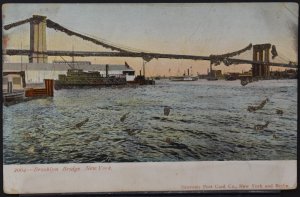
4 49 297 68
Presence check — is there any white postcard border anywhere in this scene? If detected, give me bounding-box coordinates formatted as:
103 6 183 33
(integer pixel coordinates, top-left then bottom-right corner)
3 160 297 194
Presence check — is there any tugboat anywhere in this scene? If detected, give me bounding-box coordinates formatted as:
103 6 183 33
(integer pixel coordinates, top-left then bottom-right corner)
128 70 155 85
206 64 218 81
54 65 126 90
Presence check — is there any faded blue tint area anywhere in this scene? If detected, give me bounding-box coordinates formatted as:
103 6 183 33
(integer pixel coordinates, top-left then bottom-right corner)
3 79 297 164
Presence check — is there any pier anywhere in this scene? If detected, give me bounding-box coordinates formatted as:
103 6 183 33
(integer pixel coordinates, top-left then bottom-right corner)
3 79 54 106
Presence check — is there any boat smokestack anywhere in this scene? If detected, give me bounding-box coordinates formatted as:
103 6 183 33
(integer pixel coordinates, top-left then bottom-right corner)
106 64 109 77
188 69 190 76
44 79 54 97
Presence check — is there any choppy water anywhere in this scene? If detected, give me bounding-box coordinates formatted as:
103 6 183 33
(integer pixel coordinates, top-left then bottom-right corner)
3 79 297 164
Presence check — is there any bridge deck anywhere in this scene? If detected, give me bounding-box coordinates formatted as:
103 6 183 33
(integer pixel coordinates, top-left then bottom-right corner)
3 49 297 68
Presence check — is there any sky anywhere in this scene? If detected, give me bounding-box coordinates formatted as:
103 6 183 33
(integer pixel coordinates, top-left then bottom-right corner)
2 3 298 76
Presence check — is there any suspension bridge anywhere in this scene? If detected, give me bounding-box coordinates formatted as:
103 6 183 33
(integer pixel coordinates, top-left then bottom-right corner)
3 15 298 79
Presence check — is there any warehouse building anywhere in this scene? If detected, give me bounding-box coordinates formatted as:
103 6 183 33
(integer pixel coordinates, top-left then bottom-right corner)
3 61 136 85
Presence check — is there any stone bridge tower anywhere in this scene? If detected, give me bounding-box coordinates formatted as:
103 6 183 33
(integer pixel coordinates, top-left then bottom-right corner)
29 15 48 63
252 43 271 78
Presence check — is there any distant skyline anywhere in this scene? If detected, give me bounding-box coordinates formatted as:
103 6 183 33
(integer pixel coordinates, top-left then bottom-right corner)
2 3 298 76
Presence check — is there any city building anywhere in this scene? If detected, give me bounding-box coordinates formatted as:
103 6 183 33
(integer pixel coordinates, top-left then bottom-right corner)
270 69 297 79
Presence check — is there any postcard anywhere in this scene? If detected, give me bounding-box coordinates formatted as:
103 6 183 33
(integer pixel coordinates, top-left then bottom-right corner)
2 3 297 194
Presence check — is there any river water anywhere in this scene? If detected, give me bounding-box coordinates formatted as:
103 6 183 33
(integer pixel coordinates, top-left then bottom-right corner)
3 79 297 164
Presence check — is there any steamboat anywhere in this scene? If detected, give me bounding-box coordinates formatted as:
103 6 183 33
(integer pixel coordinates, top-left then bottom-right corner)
54 68 127 90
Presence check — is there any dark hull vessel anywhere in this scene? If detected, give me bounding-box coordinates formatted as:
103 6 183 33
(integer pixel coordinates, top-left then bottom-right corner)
225 76 237 81
3 91 24 102
129 75 155 85
206 77 218 81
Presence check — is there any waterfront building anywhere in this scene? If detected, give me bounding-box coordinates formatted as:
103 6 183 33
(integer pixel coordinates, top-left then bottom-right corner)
2 71 25 92
3 61 136 85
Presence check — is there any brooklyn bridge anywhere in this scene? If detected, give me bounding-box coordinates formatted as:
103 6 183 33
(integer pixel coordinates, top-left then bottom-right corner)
3 15 298 79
